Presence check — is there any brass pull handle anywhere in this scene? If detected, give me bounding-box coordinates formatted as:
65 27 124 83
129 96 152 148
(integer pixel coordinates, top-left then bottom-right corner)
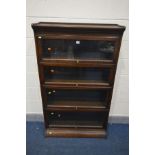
49 131 52 135
76 60 79 64
50 69 54 73
48 90 55 94
48 48 55 52
48 91 52 95
38 36 42 39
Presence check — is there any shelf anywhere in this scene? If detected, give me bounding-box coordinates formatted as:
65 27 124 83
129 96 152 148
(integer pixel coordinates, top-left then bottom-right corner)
40 59 115 68
46 101 108 111
47 100 106 107
44 79 110 86
43 84 112 89
49 120 103 128
45 128 107 138
45 79 109 84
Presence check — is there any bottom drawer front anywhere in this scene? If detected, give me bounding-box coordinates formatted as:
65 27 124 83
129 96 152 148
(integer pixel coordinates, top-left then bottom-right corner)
46 128 107 138
47 111 108 129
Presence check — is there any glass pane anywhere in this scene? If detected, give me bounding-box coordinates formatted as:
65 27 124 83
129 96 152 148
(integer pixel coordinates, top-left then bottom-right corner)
42 39 115 60
46 89 108 107
48 111 106 128
44 67 110 83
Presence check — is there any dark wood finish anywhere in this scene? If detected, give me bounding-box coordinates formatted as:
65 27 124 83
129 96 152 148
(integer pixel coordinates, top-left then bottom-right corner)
45 128 107 138
32 22 125 138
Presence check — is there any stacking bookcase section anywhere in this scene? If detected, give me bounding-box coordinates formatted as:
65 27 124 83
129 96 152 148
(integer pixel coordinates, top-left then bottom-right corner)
47 111 109 129
41 39 115 61
45 110 109 137
32 22 125 138
43 86 112 111
41 65 115 87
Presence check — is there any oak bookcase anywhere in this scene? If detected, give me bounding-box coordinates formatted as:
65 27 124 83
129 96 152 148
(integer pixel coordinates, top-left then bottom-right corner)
32 22 125 138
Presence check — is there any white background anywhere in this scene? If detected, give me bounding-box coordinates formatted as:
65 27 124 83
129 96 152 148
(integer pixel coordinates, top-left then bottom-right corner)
26 0 129 117
0 0 155 155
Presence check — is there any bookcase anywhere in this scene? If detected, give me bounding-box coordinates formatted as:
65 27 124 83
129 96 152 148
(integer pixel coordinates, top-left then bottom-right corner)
32 22 125 138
